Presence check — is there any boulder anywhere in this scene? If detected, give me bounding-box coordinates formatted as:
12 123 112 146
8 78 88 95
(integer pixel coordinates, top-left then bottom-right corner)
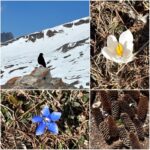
1 67 76 89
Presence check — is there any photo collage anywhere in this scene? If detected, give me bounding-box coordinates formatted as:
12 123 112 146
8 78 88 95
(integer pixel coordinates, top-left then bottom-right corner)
0 0 149 149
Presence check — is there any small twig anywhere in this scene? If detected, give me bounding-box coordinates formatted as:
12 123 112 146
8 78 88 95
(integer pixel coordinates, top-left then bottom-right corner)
128 1 139 16
126 75 149 89
134 41 149 56
116 64 127 75
115 10 124 25
0 104 15 116
142 1 149 10
17 100 45 120
16 129 33 141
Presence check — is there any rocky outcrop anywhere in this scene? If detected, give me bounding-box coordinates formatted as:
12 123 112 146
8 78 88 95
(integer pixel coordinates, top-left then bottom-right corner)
63 23 73 28
28 32 44 42
46 30 58 37
1 67 76 89
56 38 89 53
1 32 14 43
74 19 89 26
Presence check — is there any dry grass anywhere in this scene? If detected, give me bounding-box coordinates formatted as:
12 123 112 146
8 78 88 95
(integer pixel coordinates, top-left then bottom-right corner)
1 90 89 149
91 1 149 89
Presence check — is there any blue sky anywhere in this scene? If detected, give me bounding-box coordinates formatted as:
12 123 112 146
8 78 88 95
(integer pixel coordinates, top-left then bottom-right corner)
1 1 89 37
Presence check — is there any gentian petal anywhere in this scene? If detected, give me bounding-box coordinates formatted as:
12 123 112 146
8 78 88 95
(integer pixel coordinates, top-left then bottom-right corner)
32 116 42 123
41 105 50 117
35 122 46 135
119 30 133 46
50 112 62 121
47 122 59 135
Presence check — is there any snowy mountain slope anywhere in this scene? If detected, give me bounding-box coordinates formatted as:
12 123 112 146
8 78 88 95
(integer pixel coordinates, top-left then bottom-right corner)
1 17 90 88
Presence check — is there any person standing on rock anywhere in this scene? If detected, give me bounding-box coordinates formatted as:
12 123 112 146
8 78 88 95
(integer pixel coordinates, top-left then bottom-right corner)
38 53 46 68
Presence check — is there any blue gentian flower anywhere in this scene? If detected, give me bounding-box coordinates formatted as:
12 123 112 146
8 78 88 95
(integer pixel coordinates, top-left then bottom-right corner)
32 105 61 135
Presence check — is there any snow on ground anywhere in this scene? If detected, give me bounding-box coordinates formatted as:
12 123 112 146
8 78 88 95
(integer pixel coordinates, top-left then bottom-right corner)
1 17 90 88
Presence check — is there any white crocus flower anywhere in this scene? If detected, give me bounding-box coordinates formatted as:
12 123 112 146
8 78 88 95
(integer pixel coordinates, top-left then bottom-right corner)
102 29 134 64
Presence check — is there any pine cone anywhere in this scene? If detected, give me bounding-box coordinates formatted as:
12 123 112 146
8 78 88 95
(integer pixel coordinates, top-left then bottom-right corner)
107 116 118 138
133 117 145 141
92 107 103 127
120 113 136 132
107 90 118 101
99 121 110 142
112 101 120 120
124 91 140 104
129 132 142 149
119 99 135 119
99 91 111 114
137 95 148 122
118 125 131 148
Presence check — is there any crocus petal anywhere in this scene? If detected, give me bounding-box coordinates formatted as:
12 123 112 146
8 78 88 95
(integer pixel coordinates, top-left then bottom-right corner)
47 122 59 135
122 42 134 63
107 35 118 51
123 41 133 53
35 122 46 135
50 112 62 122
126 55 134 63
119 30 133 46
123 48 133 58
32 116 43 123
123 53 134 63
111 56 125 64
101 47 115 61
41 105 50 117
113 54 134 64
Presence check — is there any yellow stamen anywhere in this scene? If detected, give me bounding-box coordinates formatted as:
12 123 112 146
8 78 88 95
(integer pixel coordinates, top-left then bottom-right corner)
116 43 123 57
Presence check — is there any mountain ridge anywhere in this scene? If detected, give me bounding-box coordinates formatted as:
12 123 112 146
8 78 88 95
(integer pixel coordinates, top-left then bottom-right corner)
1 17 90 89
1 17 89 46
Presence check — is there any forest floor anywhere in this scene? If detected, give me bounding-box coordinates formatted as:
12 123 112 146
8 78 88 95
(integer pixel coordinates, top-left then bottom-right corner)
1 90 89 149
90 90 149 149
